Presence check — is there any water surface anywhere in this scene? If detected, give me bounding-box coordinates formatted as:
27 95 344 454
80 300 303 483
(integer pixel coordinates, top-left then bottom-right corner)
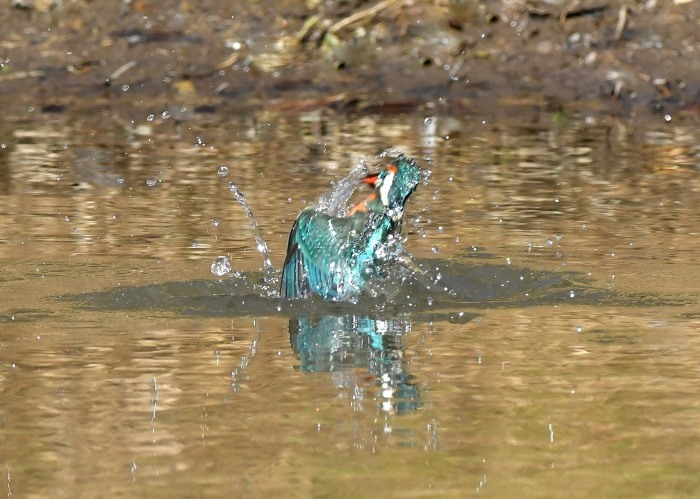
1 109 699 497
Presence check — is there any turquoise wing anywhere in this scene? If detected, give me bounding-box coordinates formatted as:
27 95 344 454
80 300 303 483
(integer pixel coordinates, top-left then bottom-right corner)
280 210 360 300
280 217 311 299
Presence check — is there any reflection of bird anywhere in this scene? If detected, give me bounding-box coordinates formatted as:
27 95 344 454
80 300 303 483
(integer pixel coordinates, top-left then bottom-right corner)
289 314 421 414
280 155 421 301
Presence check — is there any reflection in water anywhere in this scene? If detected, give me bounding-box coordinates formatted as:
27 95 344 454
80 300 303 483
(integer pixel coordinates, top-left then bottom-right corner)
289 315 420 415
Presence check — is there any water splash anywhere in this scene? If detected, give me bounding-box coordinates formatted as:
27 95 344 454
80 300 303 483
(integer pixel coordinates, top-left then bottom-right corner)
314 159 369 217
228 182 276 295
225 157 434 301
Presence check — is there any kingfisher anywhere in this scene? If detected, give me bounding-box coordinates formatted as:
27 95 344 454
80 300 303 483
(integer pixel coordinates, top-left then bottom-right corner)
280 154 421 301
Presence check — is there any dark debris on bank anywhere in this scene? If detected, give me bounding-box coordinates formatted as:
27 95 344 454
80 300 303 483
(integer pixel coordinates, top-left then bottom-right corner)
1 0 698 122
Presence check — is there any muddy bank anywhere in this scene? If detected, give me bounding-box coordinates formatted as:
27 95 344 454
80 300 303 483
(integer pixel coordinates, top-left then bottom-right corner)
0 0 698 123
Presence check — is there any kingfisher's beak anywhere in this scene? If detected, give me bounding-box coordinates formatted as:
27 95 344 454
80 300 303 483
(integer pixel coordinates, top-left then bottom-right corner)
362 173 380 186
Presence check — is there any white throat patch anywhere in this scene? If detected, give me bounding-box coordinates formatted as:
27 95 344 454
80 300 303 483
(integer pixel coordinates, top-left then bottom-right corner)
379 171 395 207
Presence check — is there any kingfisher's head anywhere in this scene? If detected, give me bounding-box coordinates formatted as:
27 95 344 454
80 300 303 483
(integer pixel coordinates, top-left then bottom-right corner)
364 155 421 216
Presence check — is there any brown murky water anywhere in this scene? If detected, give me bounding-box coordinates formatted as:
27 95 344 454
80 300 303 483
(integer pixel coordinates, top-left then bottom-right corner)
1 108 699 497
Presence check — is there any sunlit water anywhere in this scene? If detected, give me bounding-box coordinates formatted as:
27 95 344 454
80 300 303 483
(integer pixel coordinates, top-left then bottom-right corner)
1 109 699 497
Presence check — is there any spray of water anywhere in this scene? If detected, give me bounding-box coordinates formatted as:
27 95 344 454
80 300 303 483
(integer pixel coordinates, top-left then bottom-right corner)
223 157 443 300
313 159 369 217
228 182 278 295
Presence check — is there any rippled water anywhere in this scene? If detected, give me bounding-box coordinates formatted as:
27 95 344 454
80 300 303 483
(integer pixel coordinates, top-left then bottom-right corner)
1 109 699 496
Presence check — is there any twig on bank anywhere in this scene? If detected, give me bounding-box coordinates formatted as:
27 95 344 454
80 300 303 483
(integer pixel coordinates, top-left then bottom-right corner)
109 60 137 81
614 5 628 41
328 0 404 35
560 0 581 24
0 69 44 81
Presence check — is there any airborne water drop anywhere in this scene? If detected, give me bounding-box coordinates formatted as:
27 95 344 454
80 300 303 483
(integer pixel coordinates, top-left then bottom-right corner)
211 256 232 277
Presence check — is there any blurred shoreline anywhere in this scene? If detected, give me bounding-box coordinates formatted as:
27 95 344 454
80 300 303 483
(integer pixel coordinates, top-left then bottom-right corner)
0 0 698 123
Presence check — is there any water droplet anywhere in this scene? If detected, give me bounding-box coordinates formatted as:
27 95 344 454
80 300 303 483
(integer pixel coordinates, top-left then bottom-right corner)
506 257 511 264
218 165 229 177
211 256 232 277
431 246 439 254
191 240 201 248
449 290 457 298
161 110 171 120
423 117 433 125
436 226 444 233
546 239 554 247
427 296 434 306
146 178 157 187
117 178 125 184
211 218 220 227
556 234 563 241
121 84 129 92
455 236 461 244
554 197 560 203
610 250 616 257
569 290 575 298
195 137 204 147
575 325 583 333
664 114 672 122
146 114 154 122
